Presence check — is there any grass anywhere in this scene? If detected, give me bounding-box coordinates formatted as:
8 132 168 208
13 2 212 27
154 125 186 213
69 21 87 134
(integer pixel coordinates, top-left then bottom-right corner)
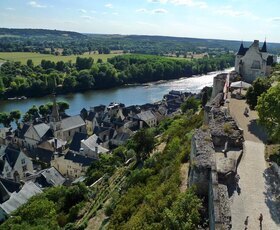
0 52 122 65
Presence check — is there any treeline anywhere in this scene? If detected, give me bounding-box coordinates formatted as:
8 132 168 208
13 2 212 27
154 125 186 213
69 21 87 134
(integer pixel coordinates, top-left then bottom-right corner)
0 54 234 98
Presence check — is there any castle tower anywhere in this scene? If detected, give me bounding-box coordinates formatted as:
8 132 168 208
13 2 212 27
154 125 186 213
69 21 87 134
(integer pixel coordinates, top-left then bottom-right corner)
261 40 267 52
235 42 245 73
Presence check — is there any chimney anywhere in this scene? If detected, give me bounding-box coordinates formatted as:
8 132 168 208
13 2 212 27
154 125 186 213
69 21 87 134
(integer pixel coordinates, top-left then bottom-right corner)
95 146 98 154
253 40 259 48
54 138 58 150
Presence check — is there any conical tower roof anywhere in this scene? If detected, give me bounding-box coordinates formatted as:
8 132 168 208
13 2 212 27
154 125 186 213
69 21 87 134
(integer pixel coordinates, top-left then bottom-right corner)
237 42 247 55
261 40 267 52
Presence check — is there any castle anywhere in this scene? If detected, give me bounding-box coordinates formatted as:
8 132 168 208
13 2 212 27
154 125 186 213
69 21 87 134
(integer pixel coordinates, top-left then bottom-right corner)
235 40 276 82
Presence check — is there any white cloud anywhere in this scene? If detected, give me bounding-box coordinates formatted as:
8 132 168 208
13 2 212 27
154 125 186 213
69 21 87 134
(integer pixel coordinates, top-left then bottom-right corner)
153 8 168 14
136 8 168 14
28 1 47 8
169 0 207 8
79 9 87 14
148 0 207 8
136 8 148 13
80 15 94 20
105 3 113 9
215 5 259 20
6 7 15 11
148 0 168 3
268 17 280 22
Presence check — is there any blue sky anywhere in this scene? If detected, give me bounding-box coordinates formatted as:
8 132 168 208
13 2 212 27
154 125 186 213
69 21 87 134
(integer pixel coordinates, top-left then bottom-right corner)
0 0 280 42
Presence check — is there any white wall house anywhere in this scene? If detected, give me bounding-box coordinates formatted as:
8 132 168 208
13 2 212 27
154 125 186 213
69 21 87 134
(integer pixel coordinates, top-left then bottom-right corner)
0 145 33 182
235 40 276 83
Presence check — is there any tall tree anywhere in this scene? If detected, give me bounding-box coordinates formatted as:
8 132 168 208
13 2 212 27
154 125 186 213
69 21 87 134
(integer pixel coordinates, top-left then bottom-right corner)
256 83 280 142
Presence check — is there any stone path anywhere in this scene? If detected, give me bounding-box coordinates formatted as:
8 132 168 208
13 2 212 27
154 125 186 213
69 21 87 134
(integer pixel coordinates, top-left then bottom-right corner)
229 97 280 230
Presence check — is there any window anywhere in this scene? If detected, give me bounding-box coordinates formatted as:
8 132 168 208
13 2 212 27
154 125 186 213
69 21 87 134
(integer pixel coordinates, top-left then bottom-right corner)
22 165 27 172
68 131 71 137
21 159 25 164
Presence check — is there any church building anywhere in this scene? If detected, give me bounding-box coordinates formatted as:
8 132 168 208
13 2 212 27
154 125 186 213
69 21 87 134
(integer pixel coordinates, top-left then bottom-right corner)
235 40 276 83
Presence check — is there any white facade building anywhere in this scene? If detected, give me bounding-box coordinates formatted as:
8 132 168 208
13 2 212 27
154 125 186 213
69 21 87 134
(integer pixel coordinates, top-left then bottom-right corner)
235 40 276 83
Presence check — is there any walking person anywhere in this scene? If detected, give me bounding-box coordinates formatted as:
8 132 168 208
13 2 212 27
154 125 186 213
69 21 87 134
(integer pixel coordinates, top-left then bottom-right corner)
259 213 263 227
244 216 249 227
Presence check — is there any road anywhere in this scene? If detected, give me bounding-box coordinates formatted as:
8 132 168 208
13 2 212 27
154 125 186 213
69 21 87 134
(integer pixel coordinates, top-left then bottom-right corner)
229 97 280 230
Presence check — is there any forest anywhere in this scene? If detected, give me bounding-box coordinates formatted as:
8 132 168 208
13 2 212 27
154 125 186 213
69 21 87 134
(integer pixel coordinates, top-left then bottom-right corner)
0 54 235 98
1 28 280 55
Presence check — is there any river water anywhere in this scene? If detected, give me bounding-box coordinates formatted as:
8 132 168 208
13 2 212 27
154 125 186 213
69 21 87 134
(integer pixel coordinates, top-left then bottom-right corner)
0 68 233 115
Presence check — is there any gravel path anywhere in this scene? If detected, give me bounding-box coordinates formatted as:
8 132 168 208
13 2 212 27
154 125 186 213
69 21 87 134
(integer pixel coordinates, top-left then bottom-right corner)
229 97 280 230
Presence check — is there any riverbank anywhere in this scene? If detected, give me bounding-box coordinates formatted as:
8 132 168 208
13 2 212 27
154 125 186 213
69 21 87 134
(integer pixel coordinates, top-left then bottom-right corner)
0 68 233 116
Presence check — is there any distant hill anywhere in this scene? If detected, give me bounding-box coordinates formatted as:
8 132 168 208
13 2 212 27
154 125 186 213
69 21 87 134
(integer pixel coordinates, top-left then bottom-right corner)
0 28 85 39
0 28 280 55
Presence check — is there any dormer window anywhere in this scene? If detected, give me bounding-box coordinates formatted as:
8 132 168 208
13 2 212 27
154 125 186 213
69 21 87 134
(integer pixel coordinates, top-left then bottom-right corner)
21 159 25 164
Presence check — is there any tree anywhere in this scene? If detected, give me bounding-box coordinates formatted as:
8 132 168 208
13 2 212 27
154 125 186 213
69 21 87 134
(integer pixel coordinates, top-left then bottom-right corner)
181 97 200 113
256 83 280 142
39 105 51 117
0 112 13 127
76 57 94 71
163 188 202 230
129 128 156 162
10 110 21 125
246 78 271 109
27 59 34 68
57 101 69 113
63 75 77 90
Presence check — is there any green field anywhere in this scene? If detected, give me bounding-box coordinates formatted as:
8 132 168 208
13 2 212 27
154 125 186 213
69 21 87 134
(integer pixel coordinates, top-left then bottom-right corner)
0 52 121 65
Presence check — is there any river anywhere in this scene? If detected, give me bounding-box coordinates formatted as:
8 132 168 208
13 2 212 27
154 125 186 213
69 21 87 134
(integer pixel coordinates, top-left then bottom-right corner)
0 68 233 115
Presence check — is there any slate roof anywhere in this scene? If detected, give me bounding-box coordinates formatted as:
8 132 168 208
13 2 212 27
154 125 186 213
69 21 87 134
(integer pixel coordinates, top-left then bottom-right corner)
61 115 85 131
0 181 42 214
33 123 51 138
3 147 20 169
135 110 156 121
113 132 131 142
30 148 54 164
16 124 30 139
81 134 109 154
69 132 88 152
64 151 96 167
86 111 96 121
237 43 249 56
0 178 21 194
31 167 65 188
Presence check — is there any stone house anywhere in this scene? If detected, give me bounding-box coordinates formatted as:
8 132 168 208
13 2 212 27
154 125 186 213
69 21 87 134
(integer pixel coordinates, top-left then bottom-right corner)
0 145 33 182
235 40 276 82
51 151 95 179
23 123 52 150
80 134 109 158
134 110 157 128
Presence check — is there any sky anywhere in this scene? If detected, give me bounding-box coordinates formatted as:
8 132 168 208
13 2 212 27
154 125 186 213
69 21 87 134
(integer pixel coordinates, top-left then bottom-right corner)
0 0 280 42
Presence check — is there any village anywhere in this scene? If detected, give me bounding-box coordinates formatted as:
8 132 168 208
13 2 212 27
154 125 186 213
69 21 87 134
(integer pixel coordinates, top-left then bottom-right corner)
0 39 279 229
0 87 194 219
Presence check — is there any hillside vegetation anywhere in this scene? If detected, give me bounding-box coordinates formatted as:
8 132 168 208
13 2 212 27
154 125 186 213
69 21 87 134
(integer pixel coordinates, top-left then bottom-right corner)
1 110 204 229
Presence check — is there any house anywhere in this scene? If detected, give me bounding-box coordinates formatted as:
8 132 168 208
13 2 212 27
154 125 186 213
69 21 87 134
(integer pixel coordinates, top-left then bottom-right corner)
69 132 88 152
0 181 42 215
235 40 276 82
85 111 97 133
134 110 157 128
24 123 53 150
0 128 13 146
37 138 67 153
110 132 131 147
0 145 33 182
51 151 96 179
13 124 30 148
0 178 21 204
80 134 109 158
93 126 116 148
26 166 65 188
49 94 87 142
